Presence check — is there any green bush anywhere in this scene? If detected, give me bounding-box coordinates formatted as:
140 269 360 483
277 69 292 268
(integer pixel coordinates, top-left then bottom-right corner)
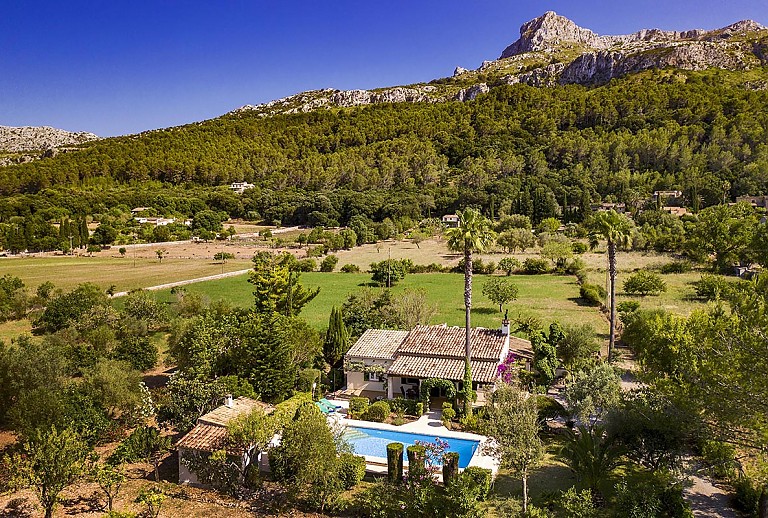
565 257 586 275
416 402 424 415
297 368 321 393
441 402 456 423
389 397 419 416
349 397 369 417
732 476 761 516
340 263 360 273
295 258 317 272
572 241 588 254
660 261 692 274
462 466 492 500
701 440 738 480
320 254 339 272
580 283 604 306
623 271 667 296
523 258 550 274
338 453 366 489
694 274 732 300
362 400 390 422
575 269 589 285
112 336 158 371
109 426 170 464
617 300 641 313
535 395 569 421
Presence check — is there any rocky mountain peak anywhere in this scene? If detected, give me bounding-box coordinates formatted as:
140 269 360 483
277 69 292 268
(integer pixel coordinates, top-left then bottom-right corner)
0 125 99 153
500 11 603 57
499 12 766 59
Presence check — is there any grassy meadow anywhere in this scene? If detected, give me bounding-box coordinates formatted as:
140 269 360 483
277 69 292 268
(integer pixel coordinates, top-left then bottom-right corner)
154 271 609 334
0 256 251 292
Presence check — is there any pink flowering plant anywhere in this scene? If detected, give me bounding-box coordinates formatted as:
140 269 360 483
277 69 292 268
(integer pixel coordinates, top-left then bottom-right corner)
496 351 519 383
414 437 449 474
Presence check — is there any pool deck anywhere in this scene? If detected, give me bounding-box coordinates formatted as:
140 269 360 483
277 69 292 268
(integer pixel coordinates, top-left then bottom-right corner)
326 399 499 478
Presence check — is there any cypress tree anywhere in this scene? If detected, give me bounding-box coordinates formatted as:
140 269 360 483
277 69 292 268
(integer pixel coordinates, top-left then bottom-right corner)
323 306 349 367
79 217 89 247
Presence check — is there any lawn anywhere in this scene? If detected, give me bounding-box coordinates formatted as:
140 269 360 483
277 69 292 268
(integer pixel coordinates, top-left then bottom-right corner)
154 271 608 334
0 256 251 292
0 319 32 343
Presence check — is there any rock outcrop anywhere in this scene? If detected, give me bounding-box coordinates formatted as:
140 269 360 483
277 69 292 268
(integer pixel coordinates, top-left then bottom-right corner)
0 125 99 153
233 12 767 117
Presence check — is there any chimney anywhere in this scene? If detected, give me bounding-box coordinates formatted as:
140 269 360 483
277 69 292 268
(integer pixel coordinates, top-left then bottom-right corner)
501 309 510 336
225 394 233 408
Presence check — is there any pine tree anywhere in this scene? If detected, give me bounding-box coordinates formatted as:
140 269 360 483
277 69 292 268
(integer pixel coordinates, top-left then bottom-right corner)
323 306 349 367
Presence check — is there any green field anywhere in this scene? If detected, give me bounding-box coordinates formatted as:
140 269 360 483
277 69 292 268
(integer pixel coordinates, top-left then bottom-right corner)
154 271 608 334
0 256 251 292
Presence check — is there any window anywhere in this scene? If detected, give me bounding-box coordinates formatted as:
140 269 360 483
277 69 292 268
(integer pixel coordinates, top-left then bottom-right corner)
368 372 380 382
402 377 419 385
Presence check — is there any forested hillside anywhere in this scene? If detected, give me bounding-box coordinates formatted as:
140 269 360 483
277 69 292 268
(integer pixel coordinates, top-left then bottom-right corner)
2 69 768 226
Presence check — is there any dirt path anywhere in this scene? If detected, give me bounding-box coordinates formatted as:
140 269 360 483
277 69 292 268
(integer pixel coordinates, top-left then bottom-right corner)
683 459 739 518
110 268 250 297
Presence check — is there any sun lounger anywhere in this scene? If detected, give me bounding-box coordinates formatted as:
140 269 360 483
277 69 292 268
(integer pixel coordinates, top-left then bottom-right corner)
315 401 334 414
319 398 342 410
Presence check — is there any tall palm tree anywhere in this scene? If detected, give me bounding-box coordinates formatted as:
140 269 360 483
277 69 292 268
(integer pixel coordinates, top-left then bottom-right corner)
446 208 496 415
589 210 632 359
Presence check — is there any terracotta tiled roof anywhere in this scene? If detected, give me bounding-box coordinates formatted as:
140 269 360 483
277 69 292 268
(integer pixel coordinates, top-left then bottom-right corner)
388 356 500 383
346 329 409 360
396 325 507 360
176 423 228 452
198 397 272 427
509 336 535 360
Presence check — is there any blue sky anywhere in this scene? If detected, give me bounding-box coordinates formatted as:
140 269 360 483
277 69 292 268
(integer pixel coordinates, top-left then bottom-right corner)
1 1 765 136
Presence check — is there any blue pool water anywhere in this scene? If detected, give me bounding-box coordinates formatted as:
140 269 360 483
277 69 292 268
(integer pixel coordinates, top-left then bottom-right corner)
344 426 480 469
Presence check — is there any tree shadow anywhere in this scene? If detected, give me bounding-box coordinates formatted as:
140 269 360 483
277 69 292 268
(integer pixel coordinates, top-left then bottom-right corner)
0 498 35 518
568 296 601 308
61 492 102 515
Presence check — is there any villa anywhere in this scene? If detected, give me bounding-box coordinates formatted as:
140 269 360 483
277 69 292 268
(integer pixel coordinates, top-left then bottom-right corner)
343 319 533 405
441 214 460 227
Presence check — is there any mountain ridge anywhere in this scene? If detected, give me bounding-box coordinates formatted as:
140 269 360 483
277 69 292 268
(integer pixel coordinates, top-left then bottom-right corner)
233 12 767 117
0 125 99 161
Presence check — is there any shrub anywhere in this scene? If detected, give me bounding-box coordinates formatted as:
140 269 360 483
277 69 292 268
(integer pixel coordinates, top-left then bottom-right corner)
572 241 588 254
565 257 586 275
617 300 641 313
297 368 321 393
349 397 369 417
732 476 761 516
362 401 390 422
660 261 692 274
109 426 170 464
320 255 339 272
416 402 424 415
389 397 419 416
701 440 738 480
575 269 589 285
340 264 360 273
535 395 569 421
295 258 317 272
523 258 550 274
112 336 158 371
580 284 604 306
462 467 492 500
694 274 732 300
498 257 520 275
441 402 456 425
338 453 366 489
623 271 667 296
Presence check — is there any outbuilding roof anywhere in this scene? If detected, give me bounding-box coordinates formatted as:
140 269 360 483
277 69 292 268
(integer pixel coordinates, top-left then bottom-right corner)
176 397 273 453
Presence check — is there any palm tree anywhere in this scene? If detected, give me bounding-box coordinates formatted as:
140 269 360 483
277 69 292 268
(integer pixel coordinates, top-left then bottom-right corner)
446 208 496 415
588 210 632 359
559 425 623 498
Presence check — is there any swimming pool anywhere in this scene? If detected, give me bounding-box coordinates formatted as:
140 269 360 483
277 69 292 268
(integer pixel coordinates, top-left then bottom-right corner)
344 426 480 469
